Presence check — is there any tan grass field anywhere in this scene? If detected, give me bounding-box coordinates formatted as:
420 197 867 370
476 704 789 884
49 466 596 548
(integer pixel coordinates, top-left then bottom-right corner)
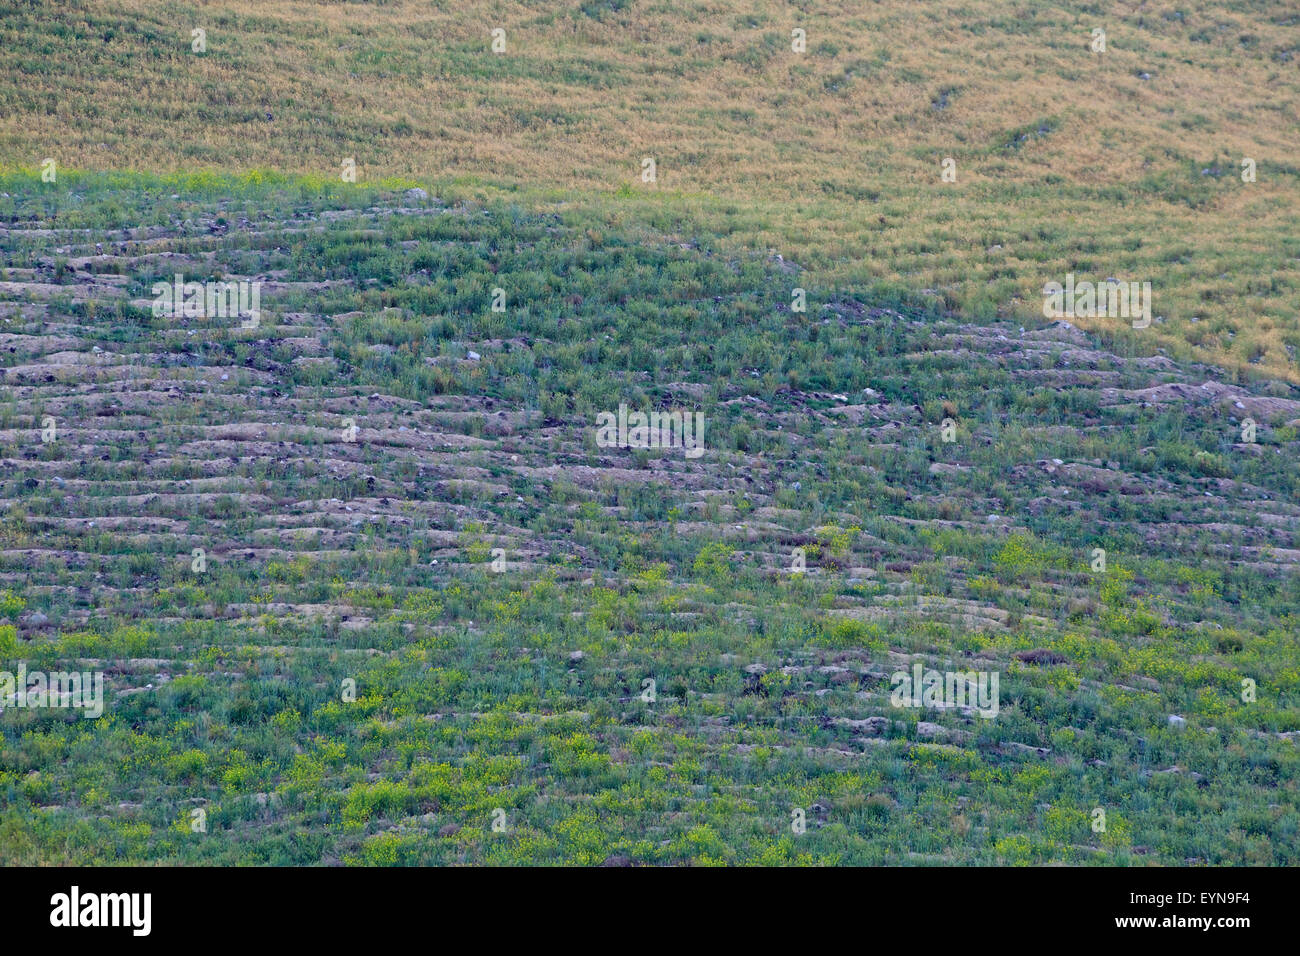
2 0 1297 378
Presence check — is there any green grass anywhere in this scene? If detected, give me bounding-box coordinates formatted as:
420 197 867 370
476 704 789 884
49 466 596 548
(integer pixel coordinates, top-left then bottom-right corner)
0 174 1296 865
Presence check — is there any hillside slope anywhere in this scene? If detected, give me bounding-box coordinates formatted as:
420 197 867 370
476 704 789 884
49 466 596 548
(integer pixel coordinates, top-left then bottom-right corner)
0 0 1298 378
0 177 1296 864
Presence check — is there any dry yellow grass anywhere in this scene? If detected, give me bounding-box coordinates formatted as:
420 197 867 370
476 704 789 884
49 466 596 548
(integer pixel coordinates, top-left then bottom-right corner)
2 0 1297 377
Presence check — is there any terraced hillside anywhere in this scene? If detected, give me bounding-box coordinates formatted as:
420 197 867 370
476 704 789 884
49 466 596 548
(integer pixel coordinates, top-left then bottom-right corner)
2 0 1299 381
0 177 1296 865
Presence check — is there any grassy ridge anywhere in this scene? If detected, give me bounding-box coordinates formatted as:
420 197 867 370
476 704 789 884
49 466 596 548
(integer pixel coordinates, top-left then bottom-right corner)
0 1 1298 378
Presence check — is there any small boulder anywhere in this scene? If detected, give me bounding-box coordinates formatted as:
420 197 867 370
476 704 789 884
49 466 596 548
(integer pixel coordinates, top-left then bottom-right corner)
1014 648 1067 665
